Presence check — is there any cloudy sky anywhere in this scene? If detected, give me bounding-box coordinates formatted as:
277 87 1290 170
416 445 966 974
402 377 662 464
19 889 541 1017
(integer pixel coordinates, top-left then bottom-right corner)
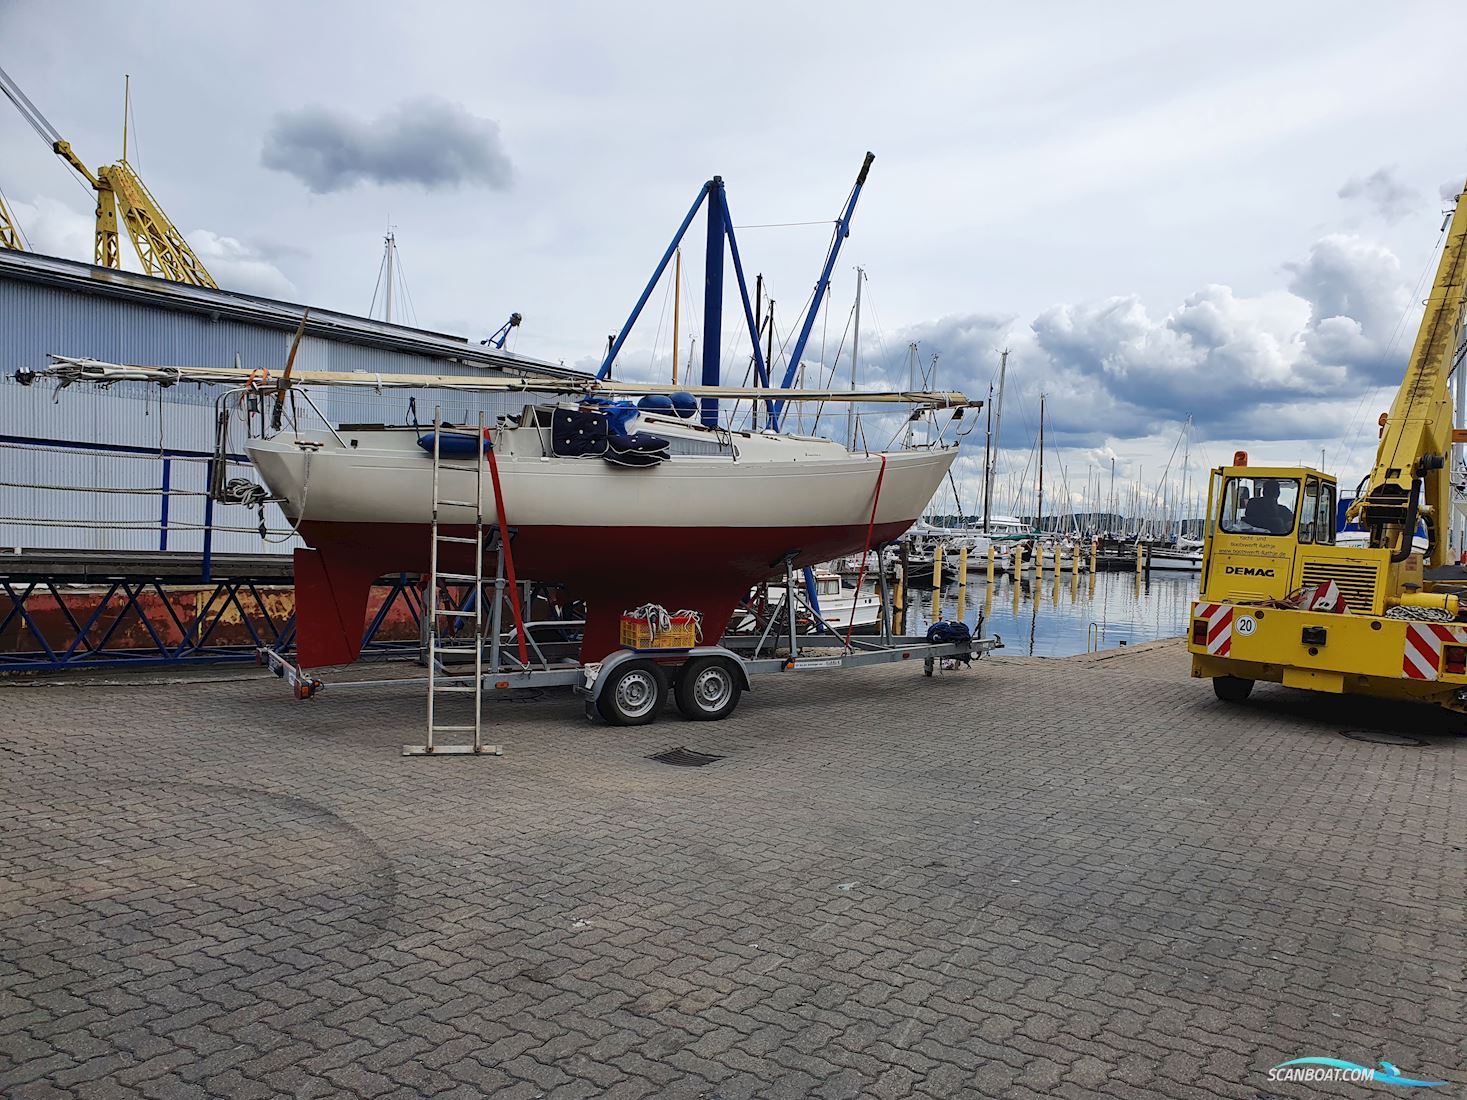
3 1 1466 518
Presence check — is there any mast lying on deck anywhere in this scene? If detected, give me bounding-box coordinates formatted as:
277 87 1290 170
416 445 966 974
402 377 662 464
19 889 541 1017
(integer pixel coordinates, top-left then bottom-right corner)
18 355 976 409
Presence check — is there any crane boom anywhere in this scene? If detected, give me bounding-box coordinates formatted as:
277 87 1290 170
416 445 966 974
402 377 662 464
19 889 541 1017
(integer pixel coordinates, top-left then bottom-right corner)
0 64 215 286
104 161 217 287
1349 183 1467 567
0 191 24 250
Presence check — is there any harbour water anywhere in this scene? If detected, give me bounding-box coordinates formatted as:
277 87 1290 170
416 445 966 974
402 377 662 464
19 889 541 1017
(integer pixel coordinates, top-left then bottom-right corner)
902 567 1198 657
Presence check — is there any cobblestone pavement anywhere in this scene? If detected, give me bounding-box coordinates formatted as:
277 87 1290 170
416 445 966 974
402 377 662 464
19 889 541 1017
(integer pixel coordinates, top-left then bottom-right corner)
1 640 1463 1099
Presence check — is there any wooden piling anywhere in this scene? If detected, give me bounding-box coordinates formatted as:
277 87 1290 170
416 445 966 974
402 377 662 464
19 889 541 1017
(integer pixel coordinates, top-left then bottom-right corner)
956 546 968 621
895 555 906 635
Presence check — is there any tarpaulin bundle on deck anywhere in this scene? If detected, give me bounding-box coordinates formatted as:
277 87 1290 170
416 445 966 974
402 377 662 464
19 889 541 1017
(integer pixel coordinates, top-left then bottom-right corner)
551 406 669 468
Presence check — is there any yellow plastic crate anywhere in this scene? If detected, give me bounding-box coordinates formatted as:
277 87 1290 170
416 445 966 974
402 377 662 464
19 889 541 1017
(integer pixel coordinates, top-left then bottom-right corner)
620 613 699 650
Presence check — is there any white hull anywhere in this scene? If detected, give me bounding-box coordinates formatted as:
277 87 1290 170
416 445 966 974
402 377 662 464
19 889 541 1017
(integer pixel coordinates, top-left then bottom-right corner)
732 587 882 633
247 410 956 532
1144 550 1203 572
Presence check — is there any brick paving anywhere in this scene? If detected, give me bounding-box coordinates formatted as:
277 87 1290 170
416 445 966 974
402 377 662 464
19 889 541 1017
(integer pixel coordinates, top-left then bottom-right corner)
0 640 1463 1098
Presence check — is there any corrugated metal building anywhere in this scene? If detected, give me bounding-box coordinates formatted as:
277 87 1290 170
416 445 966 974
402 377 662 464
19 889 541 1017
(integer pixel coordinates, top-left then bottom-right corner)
0 249 584 554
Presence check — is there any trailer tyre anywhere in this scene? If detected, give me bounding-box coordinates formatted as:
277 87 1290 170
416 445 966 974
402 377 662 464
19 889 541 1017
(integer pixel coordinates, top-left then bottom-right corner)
674 656 743 721
1213 675 1254 703
597 659 668 726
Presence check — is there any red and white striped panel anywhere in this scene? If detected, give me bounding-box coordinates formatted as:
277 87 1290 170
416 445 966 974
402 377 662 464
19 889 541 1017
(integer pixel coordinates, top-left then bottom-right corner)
1196 602 1234 657
1403 622 1467 680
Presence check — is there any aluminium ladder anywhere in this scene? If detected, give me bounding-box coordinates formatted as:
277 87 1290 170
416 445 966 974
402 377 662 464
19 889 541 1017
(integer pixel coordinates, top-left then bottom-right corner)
405 409 503 757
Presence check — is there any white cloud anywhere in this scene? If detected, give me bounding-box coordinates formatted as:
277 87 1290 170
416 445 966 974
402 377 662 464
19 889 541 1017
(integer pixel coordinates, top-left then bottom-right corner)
185 230 297 299
845 227 1419 519
9 195 112 269
7 194 296 299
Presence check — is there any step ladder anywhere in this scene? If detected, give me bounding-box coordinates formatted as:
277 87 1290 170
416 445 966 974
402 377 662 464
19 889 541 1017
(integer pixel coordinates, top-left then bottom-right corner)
405 409 503 757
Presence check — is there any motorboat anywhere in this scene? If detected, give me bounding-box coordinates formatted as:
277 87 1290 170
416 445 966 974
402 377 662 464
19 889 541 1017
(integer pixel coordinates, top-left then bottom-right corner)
731 570 881 633
1143 543 1203 572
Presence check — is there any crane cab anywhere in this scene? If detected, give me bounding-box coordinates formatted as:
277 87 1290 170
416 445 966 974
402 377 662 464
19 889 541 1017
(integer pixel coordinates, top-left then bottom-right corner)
1200 463 1411 615
1204 465 1362 602
1191 461 1467 710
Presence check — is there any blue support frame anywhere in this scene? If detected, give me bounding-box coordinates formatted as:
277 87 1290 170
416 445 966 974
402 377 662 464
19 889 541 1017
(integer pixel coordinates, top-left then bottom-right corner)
718 188 773 416
597 182 715 380
701 178 726 426
769 152 875 430
802 567 827 634
592 156 875 430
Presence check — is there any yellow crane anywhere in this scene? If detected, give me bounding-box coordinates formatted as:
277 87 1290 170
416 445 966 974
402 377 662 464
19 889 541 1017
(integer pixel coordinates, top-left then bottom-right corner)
1189 179 1467 711
0 66 216 287
0 188 23 250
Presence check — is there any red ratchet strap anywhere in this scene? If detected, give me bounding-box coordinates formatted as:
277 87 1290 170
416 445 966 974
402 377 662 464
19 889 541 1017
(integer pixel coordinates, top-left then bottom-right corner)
845 453 888 647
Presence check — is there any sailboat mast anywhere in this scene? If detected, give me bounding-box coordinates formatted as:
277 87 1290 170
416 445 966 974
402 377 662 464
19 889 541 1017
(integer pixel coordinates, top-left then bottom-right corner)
1037 393 1045 535
672 247 681 384
764 296 774 425
982 382 993 533
1108 457 1116 536
847 267 862 450
383 231 396 324
1178 417 1191 542
750 274 762 429
991 349 1008 527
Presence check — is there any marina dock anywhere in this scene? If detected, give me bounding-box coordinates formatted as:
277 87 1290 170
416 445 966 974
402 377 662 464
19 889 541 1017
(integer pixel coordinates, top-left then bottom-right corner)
2 641 1460 1098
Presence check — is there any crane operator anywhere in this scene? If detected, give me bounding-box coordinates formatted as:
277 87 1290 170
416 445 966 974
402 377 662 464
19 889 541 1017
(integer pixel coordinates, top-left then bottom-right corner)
1243 478 1294 535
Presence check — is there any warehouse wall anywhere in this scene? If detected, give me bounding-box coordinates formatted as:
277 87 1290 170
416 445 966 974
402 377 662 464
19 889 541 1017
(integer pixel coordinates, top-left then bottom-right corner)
0 273 533 554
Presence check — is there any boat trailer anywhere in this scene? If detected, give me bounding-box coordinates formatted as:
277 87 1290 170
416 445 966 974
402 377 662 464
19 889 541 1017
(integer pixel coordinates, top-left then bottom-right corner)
257 550 1002 755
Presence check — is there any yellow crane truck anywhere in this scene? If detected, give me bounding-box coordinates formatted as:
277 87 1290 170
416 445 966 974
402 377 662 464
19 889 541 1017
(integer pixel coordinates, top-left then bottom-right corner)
1190 180 1467 711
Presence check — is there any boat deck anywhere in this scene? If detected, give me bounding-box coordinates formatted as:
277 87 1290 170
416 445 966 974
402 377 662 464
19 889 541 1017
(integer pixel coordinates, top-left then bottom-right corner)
1 641 1461 1097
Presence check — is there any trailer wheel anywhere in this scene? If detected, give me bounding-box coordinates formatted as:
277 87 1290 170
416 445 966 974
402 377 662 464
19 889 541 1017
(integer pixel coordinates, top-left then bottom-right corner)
597 659 669 726
1213 675 1254 703
674 656 742 721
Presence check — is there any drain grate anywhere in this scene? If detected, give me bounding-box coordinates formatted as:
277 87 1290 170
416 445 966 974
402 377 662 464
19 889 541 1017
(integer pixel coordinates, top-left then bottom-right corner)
1340 730 1426 747
649 746 725 767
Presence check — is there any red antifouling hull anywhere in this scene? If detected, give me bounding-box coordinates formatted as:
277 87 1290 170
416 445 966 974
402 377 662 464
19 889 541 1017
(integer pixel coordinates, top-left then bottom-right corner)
292 519 909 668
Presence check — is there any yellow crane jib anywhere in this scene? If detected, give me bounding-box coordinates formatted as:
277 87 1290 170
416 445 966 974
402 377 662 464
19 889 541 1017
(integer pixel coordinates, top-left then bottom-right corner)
103 161 217 288
0 191 24 251
1346 185 1467 566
